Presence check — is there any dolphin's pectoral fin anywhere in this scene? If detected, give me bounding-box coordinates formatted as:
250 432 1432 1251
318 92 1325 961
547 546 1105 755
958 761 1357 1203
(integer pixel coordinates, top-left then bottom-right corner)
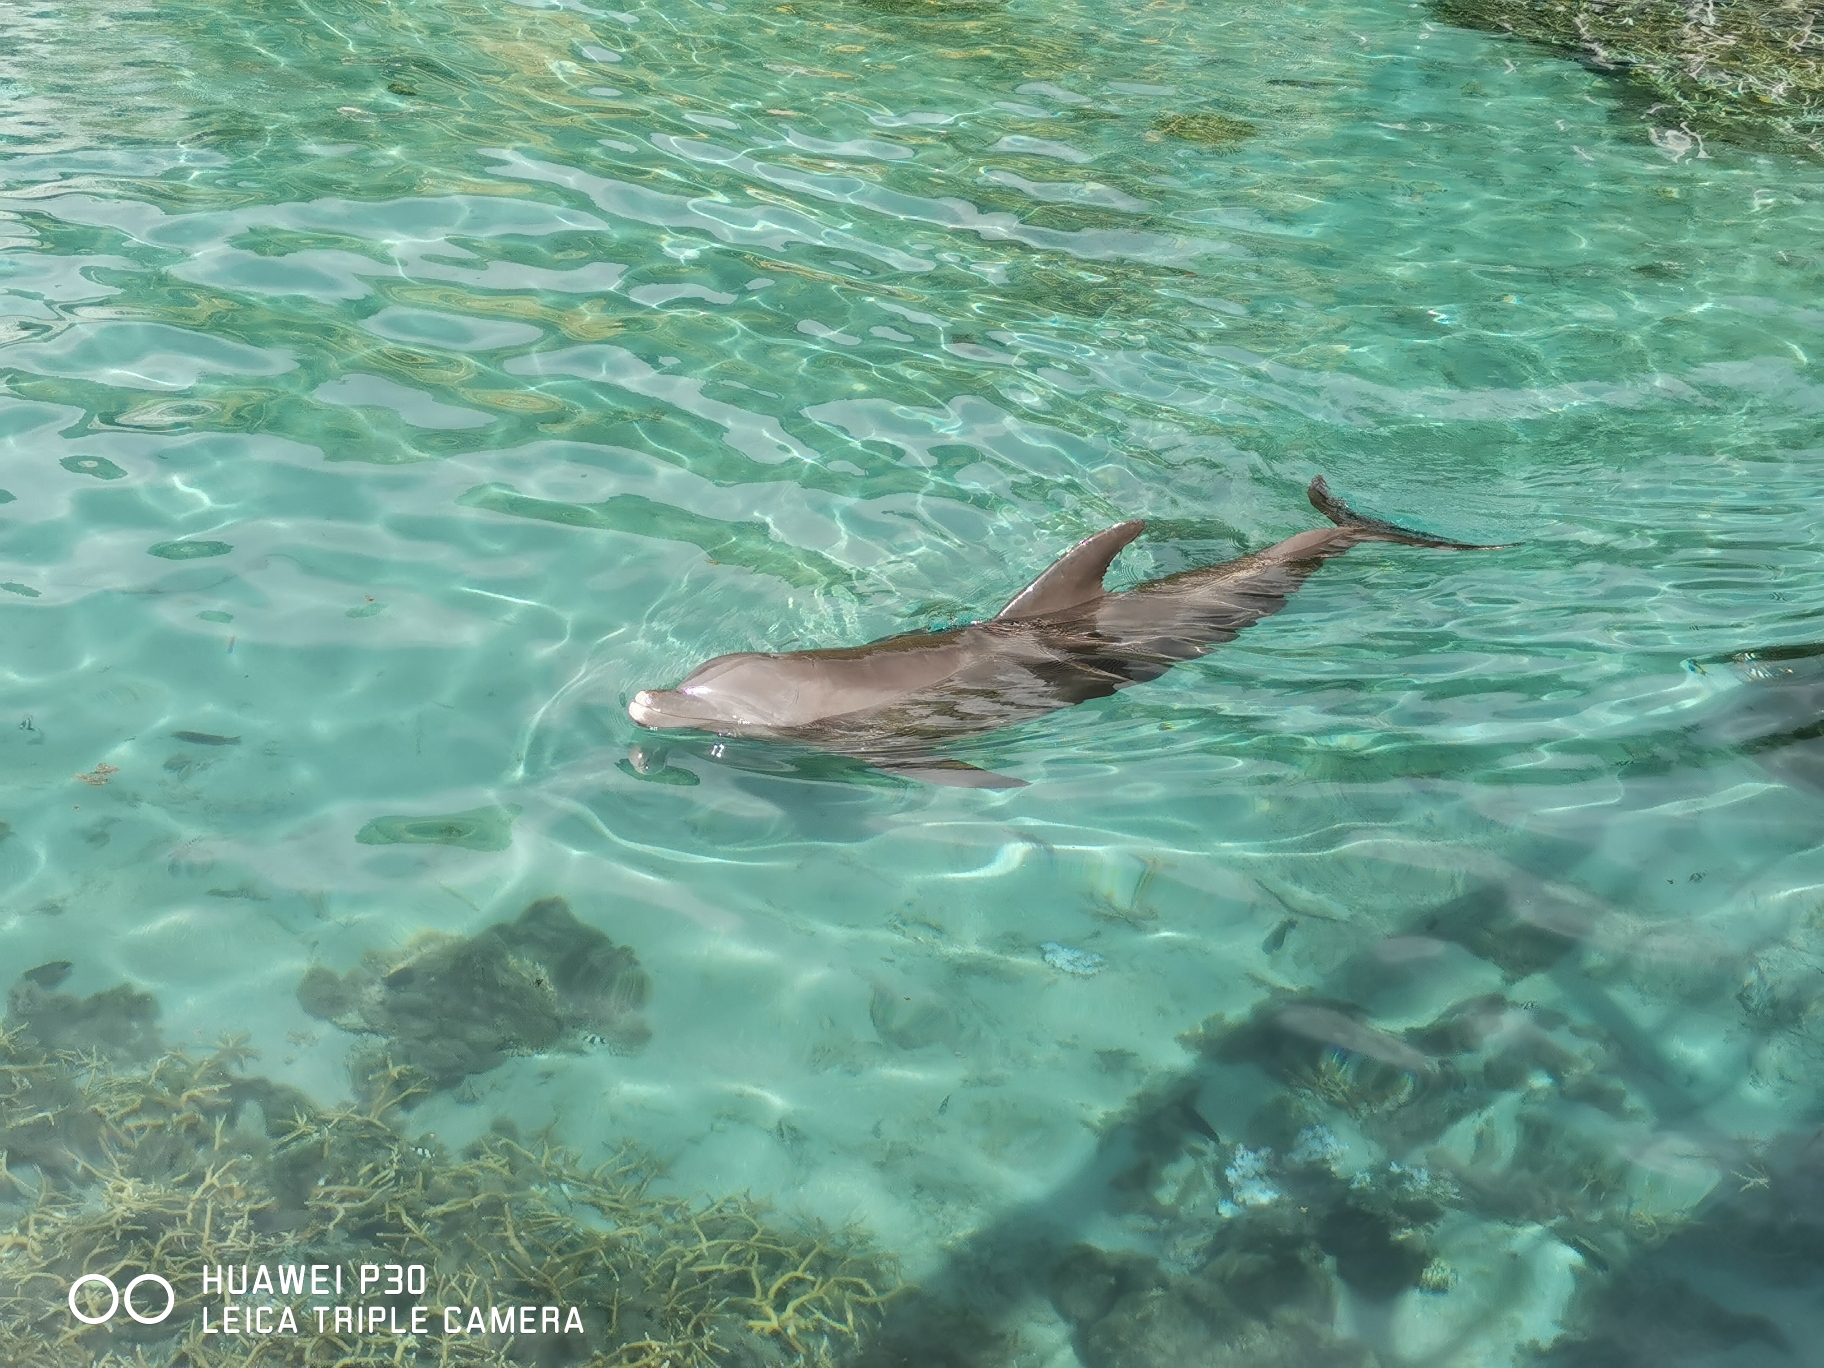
864 757 1028 789
994 519 1146 622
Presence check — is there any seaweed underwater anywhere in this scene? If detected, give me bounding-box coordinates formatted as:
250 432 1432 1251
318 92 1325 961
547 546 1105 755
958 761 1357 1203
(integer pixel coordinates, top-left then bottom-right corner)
1431 0 1824 155
0 951 900 1368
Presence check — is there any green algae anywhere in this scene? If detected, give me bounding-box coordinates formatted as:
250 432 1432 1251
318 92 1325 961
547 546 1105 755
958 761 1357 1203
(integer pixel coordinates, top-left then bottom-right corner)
59 455 126 480
1434 0 1824 154
1153 111 1258 147
355 804 518 851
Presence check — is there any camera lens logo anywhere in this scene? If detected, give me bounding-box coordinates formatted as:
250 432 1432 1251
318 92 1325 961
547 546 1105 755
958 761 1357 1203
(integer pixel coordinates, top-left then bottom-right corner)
68 1273 175 1325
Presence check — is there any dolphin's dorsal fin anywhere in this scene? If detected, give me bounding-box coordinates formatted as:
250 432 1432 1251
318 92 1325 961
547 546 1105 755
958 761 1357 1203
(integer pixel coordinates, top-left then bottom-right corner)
994 520 1145 622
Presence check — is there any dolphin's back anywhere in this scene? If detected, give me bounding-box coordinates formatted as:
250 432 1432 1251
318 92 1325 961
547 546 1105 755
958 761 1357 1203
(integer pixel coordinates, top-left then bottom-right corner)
793 486 1495 747
1080 478 1504 666
1090 546 1342 663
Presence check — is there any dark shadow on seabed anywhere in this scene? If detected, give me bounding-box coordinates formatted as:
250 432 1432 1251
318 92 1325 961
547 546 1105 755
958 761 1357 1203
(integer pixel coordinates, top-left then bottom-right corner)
1689 641 1824 795
858 868 1820 1368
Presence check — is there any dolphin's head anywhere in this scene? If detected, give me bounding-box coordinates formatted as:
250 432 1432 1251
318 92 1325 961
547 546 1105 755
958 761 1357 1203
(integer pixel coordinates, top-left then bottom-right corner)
628 652 810 734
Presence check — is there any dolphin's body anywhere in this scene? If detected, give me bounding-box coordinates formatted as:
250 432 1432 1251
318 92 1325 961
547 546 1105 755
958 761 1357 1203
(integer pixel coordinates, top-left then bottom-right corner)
628 478 1504 788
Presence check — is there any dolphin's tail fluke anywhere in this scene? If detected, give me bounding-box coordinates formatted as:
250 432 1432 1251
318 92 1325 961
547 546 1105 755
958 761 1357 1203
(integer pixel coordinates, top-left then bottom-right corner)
1308 475 1511 550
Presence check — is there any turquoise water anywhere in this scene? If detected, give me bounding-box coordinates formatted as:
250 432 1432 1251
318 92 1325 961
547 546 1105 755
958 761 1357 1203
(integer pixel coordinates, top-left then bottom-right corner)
3 0 1824 1363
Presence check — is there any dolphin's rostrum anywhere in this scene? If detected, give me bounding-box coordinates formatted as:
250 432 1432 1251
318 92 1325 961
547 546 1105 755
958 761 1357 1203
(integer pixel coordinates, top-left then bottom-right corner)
629 477 1507 788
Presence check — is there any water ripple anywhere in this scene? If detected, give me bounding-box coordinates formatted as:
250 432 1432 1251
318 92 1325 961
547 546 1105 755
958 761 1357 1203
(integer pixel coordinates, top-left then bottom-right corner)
4 0 1824 1355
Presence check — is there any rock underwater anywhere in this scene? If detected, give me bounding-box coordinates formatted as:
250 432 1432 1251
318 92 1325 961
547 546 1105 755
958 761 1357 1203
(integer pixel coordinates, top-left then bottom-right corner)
297 894 651 1102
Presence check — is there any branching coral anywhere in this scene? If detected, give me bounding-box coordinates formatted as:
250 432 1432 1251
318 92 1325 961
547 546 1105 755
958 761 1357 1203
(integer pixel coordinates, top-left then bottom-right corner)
0 978 898 1368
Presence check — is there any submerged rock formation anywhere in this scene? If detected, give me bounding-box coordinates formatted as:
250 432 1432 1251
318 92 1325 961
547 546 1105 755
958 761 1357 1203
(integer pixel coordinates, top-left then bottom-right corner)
1434 0 1824 155
298 895 651 1102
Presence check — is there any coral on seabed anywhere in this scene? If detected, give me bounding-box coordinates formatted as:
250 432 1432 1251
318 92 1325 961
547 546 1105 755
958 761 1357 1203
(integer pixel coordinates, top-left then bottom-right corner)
1433 0 1824 155
1064 976 1741 1364
1049 1210 1374 1368
1054 1102 1461 1366
0 968 898 1367
1525 1123 1824 1365
1188 997 1443 1128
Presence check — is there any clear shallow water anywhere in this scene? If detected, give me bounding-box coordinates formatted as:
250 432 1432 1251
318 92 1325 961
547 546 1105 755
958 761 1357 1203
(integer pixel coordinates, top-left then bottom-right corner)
2 0 1823 1364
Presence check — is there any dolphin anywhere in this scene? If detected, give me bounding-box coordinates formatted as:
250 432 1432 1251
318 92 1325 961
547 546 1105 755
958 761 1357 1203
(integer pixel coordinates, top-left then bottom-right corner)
628 477 1506 788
